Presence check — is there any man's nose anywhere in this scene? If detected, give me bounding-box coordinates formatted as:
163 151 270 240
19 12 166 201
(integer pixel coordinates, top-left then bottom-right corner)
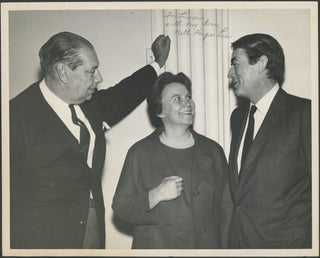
95 70 103 83
227 67 234 79
182 98 191 107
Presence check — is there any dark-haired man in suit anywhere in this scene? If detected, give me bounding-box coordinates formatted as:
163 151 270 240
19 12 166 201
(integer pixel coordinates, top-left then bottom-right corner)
226 33 311 248
10 31 170 249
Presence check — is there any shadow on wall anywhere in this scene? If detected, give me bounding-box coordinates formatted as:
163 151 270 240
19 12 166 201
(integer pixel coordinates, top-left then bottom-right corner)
112 213 133 237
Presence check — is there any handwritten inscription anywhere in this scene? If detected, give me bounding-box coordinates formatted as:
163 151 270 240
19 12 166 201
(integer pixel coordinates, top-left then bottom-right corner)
164 11 231 40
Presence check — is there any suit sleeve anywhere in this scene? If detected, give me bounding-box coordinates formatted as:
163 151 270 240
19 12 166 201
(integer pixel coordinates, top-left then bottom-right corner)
95 65 157 127
112 146 160 225
9 102 25 201
299 101 311 175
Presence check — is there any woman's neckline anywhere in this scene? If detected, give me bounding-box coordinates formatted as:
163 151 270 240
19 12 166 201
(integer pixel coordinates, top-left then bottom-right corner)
159 131 195 149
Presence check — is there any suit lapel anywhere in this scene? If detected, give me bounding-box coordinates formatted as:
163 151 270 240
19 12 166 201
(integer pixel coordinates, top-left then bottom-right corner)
32 86 84 157
33 83 100 167
238 114 274 183
229 105 249 189
238 89 287 185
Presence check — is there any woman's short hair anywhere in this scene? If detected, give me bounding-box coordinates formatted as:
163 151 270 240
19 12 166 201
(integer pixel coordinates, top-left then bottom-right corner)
39 31 94 77
147 72 192 128
231 33 285 86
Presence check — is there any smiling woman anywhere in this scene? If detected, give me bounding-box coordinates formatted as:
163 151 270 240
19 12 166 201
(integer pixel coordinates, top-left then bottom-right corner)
158 82 195 129
112 72 229 249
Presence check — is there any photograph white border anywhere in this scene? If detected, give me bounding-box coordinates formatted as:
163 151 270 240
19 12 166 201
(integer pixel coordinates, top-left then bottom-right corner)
1 1 318 257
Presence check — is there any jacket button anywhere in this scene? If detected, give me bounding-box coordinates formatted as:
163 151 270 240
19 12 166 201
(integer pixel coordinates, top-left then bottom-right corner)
80 220 86 225
236 205 242 210
193 190 200 196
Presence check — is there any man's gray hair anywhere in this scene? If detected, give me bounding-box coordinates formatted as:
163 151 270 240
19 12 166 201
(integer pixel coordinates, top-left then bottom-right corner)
39 31 94 77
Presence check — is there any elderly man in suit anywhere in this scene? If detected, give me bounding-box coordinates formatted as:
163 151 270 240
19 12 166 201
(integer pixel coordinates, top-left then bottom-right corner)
10 31 170 249
226 33 311 248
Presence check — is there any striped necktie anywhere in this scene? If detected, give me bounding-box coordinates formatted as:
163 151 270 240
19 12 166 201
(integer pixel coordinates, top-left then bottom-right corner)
69 104 90 159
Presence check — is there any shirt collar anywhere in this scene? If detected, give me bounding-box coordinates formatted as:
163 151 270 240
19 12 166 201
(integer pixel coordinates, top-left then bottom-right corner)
253 84 280 116
39 79 70 115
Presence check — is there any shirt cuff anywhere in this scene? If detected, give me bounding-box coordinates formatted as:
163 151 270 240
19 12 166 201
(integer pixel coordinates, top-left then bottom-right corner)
149 61 161 76
102 121 110 130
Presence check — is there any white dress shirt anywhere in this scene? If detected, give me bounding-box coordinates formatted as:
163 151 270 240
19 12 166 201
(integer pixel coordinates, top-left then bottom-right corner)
237 84 280 171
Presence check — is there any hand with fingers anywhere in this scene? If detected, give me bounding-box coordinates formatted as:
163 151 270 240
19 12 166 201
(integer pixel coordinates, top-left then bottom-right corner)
149 176 183 209
151 35 171 68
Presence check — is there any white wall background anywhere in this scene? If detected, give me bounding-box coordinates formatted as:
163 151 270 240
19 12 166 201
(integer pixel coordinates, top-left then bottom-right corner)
8 8 312 249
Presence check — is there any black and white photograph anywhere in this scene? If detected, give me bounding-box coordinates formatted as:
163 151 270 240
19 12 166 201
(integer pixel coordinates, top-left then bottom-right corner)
1 1 318 257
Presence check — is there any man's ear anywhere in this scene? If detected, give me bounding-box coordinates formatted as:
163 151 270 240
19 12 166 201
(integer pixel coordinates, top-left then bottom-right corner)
56 63 69 83
258 55 268 74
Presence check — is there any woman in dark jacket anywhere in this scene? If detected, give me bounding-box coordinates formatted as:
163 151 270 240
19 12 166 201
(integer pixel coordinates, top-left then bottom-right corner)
112 72 228 249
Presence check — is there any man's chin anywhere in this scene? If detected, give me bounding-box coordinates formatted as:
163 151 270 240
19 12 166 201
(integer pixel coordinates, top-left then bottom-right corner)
85 92 96 101
234 88 243 97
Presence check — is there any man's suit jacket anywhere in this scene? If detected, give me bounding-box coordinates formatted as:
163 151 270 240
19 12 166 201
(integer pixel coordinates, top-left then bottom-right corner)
10 65 157 249
112 128 228 249
227 88 311 248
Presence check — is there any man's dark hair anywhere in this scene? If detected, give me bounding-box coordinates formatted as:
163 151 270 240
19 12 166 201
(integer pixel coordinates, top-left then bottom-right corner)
147 72 192 128
39 31 94 77
231 33 285 86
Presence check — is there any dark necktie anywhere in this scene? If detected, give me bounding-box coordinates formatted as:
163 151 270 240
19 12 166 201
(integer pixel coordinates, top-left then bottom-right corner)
241 105 257 170
69 104 90 159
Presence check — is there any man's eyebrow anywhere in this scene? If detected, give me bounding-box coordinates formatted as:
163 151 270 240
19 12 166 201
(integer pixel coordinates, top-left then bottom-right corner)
88 65 98 72
170 93 182 98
